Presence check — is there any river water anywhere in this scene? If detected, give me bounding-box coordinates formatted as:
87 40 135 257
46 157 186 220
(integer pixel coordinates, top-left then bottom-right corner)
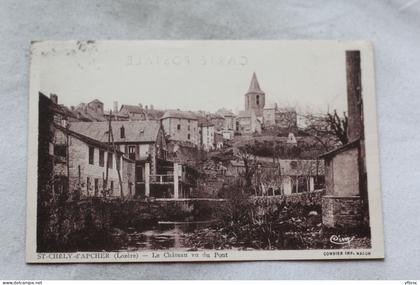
120 221 214 251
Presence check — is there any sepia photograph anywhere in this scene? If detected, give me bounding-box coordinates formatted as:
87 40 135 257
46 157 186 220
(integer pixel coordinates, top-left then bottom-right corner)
26 41 383 262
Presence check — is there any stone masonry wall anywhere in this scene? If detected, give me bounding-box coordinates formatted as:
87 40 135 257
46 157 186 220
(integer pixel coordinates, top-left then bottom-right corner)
252 189 325 207
322 196 363 228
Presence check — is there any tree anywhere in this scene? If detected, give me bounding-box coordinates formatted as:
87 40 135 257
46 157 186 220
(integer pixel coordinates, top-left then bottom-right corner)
301 110 348 151
236 144 258 194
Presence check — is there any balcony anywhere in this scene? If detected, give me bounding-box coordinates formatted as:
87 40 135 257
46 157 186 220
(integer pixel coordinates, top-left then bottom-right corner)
150 174 174 184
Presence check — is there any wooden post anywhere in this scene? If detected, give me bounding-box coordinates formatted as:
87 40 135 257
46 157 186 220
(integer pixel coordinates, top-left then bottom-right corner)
309 177 314 192
173 163 179 199
65 119 70 195
145 162 150 197
104 112 111 194
109 111 124 199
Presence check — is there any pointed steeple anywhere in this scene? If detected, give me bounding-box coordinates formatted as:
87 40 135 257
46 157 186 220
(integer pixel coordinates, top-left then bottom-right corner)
248 72 263 93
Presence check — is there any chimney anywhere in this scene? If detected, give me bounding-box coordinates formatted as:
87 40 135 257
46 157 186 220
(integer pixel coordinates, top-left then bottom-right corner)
50 93 58 104
113 101 118 113
150 104 154 110
70 106 75 111
139 103 143 109
145 105 148 110
346 50 363 142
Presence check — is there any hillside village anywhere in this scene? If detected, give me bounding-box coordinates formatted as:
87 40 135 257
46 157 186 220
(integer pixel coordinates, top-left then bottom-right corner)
37 51 371 252
40 72 332 202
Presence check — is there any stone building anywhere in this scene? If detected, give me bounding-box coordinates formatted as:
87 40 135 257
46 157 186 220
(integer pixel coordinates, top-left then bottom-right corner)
225 159 324 196
236 73 266 134
263 104 298 132
69 120 168 196
245 72 265 117
38 93 135 199
119 104 165 121
70 120 197 199
197 117 215 151
236 110 262 134
72 99 108 122
206 113 225 132
53 125 135 198
216 108 237 131
161 110 199 146
321 50 368 228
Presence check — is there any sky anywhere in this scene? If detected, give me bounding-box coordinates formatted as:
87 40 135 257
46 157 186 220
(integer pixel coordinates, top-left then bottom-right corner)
33 41 371 115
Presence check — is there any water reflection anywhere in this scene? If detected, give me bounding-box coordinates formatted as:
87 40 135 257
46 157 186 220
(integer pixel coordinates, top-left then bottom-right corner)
121 221 213 251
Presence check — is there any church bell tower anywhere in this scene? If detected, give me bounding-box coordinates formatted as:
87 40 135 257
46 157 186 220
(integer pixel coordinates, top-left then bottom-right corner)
245 72 265 116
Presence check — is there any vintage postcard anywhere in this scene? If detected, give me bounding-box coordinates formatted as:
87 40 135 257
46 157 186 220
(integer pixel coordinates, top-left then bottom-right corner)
26 40 384 263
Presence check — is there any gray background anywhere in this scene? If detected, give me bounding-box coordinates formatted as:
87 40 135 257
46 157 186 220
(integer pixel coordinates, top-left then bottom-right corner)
1 0 419 280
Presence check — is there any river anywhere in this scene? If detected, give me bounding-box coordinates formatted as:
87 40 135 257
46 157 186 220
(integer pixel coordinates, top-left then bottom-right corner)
120 220 215 251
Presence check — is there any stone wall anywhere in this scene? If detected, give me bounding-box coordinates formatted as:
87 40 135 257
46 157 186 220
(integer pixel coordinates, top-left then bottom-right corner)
322 195 363 228
37 197 217 252
252 189 325 207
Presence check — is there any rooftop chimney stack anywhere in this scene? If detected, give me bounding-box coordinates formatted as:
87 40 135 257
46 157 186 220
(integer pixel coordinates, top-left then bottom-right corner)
113 101 118 113
50 94 58 104
145 105 148 110
346 50 363 142
150 104 154 110
139 103 143 109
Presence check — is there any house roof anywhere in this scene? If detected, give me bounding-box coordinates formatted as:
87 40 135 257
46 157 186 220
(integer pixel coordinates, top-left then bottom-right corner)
89 99 103 105
54 123 128 157
120 105 165 120
319 139 360 159
120 104 144 114
161 110 198 120
145 109 165 120
69 120 162 143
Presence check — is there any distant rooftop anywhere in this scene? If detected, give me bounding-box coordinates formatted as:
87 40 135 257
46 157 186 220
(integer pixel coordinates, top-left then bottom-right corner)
69 120 162 143
161 110 198 120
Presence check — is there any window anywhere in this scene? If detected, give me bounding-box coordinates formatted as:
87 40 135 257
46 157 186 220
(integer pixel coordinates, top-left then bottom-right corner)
87 177 90 190
116 154 121 170
187 134 191 140
177 124 181 130
256 95 260 105
99 150 105 167
88 146 94 165
94 178 99 196
110 181 114 193
128 145 136 160
120 126 125 138
54 145 67 157
188 125 190 131
108 153 113 169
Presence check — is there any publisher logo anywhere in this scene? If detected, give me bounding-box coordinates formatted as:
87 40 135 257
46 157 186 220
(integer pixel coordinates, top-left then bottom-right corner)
329 235 355 245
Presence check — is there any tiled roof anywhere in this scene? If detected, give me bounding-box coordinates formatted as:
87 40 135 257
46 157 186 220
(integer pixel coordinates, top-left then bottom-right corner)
120 105 165 120
161 110 198 120
120 104 144 114
69 120 162 143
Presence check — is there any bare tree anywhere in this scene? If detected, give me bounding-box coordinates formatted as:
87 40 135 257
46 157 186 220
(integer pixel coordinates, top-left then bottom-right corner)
301 110 348 151
236 145 258 194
